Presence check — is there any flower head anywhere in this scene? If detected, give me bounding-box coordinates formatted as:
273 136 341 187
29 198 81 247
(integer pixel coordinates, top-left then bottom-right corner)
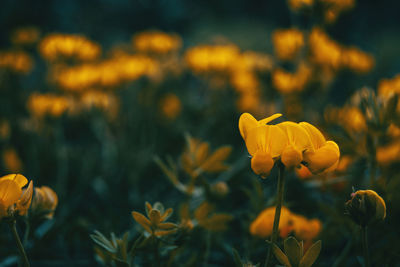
239 113 287 177
31 186 58 219
345 190 386 226
0 174 33 219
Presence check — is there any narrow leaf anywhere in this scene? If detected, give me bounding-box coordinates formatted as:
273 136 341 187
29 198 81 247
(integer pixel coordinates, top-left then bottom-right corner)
232 248 243 267
284 236 302 266
272 244 292 267
299 240 322 267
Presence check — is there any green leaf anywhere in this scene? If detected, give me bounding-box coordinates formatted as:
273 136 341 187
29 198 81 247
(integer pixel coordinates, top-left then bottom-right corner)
272 244 292 267
90 231 117 253
299 240 322 267
284 236 302 266
231 248 243 267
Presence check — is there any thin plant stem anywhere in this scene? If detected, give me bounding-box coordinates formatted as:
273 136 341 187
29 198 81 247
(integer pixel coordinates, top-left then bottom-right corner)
264 162 286 267
361 226 370 267
8 220 30 267
23 219 30 247
153 236 160 267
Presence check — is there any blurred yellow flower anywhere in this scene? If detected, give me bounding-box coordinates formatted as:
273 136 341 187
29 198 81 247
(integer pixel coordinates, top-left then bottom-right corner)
320 0 355 24
132 202 178 237
287 0 314 11
39 33 101 61
27 93 72 118
250 206 322 244
239 113 287 177
0 120 10 140
309 28 342 69
159 93 182 119
376 141 400 166
0 50 33 74
132 31 182 54
0 174 33 219
340 47 374 73
300 122 340 174
80 90 119 117
2 148 23 173
250 206 292 238
324 106 367 133
31 186 58 219
11 27 40 45
185 44 241 73
272 63 312 94
272 28 304 61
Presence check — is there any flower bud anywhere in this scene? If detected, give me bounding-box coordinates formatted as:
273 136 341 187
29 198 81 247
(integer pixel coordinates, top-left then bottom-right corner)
31 186 58 219
345 190 386 226
210 181 229 198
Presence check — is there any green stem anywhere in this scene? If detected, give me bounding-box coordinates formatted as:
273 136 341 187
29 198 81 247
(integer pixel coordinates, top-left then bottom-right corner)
8 220 30 267
361 226 370 267
153 237 160 267
264 162 286 267
23 219 30 247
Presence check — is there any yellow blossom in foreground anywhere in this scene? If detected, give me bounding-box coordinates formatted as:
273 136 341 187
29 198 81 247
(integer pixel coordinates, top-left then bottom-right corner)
132 31 182 54
2 148 23 173
239 113 287 177
0 174 33 219
0 50 33 74
300 122 340 174
272 28 304 61
39 33 101 61
132 202 178 237
277 121 313 168
11 27 40 45
159 93 181 119
31 186 58 219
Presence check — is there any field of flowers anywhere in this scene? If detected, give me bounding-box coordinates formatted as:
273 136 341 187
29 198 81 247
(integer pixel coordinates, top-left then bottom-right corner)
0 0 399 266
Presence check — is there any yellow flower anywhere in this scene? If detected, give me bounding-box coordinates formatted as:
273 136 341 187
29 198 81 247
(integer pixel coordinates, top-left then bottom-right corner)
277 121 313 168
31 186 58 219
0 50 33 74
299 122 340 174
39 34 101 61
272 28 304 61
11 27 40 45
2 148 23 173
249 206 292 238
272 63 312 94
239 113 287 177
132 202 178 237
132 31 182 54
0 174 33 219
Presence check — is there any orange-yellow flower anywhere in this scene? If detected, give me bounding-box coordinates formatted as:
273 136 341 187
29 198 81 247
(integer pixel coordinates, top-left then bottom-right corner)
299 122 340 174
31 186 58 219
277 121 313 168
0 174 33 219
249 206 292 238
239 113 287 177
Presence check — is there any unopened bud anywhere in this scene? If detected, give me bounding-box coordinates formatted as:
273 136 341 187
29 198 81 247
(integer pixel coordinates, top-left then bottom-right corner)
345 190 386 226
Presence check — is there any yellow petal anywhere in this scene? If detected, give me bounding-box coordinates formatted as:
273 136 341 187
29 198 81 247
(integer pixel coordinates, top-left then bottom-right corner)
245 125 287 157
251 151 274 178
258 113 282 125
0 179 22 207
277 121 312 151
0 174 28 188
16 180 33 216
281 145 303 168
299 122 326 150
303 141 340 174
239 113 258 139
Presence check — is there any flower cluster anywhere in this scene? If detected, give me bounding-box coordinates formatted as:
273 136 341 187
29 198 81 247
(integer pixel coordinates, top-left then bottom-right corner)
239 113 340 177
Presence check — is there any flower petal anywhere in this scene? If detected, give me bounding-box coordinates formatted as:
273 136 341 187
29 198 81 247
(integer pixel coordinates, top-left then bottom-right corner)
299 122 326 150
0 179 22 207
0 174 28 188
239 113 258 140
